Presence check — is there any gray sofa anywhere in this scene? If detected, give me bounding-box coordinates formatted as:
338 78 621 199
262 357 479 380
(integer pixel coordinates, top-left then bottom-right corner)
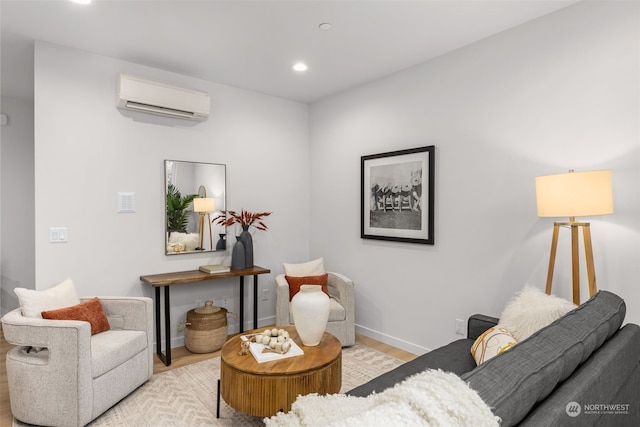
349 290 640 426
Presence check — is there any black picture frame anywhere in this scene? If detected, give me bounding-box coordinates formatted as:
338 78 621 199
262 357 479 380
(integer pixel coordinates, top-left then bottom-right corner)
361 146 435 245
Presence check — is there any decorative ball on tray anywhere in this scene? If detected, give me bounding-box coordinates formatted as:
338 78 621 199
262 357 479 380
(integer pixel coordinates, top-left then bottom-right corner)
240 328 292 355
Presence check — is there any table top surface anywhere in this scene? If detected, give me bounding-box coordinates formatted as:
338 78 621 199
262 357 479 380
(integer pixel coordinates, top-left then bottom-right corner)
140 265 271 287
221 326 341 376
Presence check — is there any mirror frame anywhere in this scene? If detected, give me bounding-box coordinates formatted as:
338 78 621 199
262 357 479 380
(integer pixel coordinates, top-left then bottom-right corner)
165 160 226 255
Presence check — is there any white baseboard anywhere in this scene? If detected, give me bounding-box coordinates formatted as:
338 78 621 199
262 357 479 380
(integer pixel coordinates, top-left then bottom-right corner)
355 324 431 356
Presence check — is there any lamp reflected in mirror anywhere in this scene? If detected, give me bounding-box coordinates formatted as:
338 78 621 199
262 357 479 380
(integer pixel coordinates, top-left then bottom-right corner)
193 196 215 250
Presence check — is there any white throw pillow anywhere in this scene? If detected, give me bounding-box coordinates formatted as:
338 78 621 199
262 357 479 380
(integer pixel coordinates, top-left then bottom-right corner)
283 257 325 277
14 278 80 318
168 232 199 251
499 286 576 341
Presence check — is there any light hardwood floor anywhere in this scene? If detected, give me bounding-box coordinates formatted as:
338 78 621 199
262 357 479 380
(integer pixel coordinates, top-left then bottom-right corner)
1 326 415 425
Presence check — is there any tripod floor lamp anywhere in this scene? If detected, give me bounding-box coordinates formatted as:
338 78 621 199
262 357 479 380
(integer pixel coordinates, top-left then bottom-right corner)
193 197 215 251
535 170 613 305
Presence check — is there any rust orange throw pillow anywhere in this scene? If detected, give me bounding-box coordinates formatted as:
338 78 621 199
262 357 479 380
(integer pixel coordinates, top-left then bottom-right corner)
41 297 110 335
285 274 329 301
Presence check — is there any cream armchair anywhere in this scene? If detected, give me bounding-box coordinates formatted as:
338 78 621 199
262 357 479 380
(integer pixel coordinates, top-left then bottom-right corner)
276 272 355 346
1 297 153 427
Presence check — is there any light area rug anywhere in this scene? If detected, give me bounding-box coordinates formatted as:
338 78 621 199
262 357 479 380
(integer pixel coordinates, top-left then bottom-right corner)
13 342 404 427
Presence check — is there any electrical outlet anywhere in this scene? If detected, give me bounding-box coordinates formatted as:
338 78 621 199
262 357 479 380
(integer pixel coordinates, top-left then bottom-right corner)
219 297 231 310
262 289 269 301
455 318 465 336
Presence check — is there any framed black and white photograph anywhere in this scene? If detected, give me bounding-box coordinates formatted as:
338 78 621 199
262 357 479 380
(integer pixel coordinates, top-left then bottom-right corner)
361 145 435 244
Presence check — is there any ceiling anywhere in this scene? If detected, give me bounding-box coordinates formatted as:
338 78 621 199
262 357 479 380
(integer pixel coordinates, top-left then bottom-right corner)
1 0 579 104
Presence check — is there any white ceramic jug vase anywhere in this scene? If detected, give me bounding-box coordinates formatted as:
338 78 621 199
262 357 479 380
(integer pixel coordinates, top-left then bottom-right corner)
291 284 330 346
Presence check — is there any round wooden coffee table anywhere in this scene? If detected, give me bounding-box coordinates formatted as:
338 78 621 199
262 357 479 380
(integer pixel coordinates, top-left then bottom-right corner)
219 326 341 417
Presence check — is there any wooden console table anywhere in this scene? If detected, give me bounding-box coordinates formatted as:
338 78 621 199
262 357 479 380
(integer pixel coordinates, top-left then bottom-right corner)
140 265 271 366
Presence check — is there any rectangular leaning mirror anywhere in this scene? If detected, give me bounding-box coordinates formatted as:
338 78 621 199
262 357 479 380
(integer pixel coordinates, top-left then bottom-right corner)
165 160 226 255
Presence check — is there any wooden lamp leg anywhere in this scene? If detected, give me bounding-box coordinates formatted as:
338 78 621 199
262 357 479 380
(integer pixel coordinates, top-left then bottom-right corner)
546 221 597 306
198 213 205 249
570 223 581 305
545 223 561 296
582 224 597 298
206 213 213 250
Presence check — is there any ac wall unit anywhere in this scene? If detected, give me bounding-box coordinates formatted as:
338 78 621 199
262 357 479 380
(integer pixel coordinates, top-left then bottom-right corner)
116 73 210 121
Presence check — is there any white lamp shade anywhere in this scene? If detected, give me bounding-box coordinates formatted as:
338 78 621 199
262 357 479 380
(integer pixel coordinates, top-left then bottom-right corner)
193 198 215 213
535 170 613 218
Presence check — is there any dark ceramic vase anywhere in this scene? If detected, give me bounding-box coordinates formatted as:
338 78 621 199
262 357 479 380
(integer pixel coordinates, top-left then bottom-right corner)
238 225 253 268
215 233 226 250
231 240 245 270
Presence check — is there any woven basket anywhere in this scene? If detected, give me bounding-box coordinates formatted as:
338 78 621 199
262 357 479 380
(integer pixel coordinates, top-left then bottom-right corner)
185 301 228 353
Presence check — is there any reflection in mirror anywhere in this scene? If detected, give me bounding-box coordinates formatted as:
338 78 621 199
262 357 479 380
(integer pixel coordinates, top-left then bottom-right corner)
165 160 226 255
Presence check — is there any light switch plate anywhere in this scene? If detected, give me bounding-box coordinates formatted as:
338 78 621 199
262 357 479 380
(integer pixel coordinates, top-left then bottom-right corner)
49 227 68 243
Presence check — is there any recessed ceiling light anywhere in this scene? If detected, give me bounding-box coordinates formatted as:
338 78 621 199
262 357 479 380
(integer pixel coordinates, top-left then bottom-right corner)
292 62 308 72
319 23 332 31
69 0 92 4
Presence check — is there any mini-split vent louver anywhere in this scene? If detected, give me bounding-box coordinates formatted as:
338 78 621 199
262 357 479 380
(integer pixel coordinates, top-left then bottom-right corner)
116 73 210 121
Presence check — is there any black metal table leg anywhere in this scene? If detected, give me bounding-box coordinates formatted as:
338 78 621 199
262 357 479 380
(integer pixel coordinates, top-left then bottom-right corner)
239 276 244 333
253 275 258 329
217 378 221 418
154 287 162 360
155 286 171 366
164 285 171 365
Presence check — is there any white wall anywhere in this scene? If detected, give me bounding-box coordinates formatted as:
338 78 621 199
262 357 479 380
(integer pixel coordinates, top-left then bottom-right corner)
309 1 640 354
8 1 640 356
33 42 310 347
0 96 35 315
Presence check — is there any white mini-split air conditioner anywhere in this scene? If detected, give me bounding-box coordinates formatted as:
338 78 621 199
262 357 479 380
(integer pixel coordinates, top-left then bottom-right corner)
116 73 210 121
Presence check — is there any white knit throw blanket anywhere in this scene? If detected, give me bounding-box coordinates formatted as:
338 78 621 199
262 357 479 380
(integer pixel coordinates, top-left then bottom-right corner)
264 369 499 427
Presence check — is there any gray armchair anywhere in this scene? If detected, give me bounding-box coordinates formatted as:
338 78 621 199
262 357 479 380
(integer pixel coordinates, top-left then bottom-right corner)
276 272 355 346
1 296 153 427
